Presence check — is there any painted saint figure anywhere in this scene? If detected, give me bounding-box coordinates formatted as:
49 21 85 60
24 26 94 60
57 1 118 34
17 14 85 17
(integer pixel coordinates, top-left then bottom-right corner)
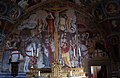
60 33 71 67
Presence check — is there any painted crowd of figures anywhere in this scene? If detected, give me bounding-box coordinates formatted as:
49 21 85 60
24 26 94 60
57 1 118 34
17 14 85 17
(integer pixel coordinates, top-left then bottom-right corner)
2 9 106 73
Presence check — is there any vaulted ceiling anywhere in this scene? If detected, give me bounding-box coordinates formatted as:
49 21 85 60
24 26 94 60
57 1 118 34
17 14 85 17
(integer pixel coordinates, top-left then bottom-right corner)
0 0 120 44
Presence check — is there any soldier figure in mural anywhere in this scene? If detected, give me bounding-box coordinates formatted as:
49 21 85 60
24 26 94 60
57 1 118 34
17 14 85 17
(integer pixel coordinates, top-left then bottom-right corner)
37 43 45 68
24 41 38 72
2 36 23 76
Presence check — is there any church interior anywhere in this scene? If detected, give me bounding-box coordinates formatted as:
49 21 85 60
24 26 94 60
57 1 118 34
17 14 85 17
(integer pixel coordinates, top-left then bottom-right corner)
0 0 120 78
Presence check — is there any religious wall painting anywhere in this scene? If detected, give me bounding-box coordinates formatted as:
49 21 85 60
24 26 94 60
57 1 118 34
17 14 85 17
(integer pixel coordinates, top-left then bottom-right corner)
111 19 120 32
18 13 38 30
101 19 120 34
0 29 5 45
108 35 119 61
90 0 102 4
57 9 82 68
79 0 91 5
0 20 14 45
17 0 44 9
100 20 113 34
17 0 29 9
77 27 107 59
16 9 56 70
58 13 67 31
8 6 22 20
58 31 78 68
76 12 88 32
58 8 77 33
2 33 22 72
2 5 105 72
0 1 7 15
92 7 104 20
105 1 120 16
109 35 119 46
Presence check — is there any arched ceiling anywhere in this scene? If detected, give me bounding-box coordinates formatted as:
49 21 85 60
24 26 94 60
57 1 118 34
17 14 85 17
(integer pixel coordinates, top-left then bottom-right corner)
0 0 120 40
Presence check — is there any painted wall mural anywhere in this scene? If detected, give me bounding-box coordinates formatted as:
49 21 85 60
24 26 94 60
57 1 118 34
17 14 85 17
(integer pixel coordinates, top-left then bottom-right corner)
1 8 107 73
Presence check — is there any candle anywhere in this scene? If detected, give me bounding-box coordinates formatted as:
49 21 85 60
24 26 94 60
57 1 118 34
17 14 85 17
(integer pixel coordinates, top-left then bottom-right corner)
79 48 81 56
37 48 39 57
70 70 72 76
74 48 75 57
31 65 33 68
38 71 40 76
32 48 34 56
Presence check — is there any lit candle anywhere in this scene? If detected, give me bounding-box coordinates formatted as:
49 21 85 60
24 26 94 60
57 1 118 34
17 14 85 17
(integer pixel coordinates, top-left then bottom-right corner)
37 48 39 57
38 71 40 76
74 48 75 57
31 65 33 68
70 70 72 76
79 48 81 56
32 48 34 56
